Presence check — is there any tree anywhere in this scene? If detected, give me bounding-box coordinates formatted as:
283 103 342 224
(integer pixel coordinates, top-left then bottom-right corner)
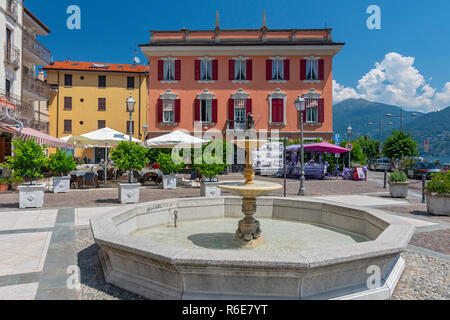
47 149 76 176
383 130 418 161
340 140 366 165
357 135 381 160
111 141 149 182
6 138 47 185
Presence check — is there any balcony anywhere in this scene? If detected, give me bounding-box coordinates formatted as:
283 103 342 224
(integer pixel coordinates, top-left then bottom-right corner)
226 120 247 131
0 90 35 125
23 29 52 65
23 73 51 100
4 44 20 70
5 0 18 21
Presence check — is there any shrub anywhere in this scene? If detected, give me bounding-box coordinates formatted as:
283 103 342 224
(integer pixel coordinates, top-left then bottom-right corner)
0 178 9 184
425 172 450 194
157 153 184 175
47 149 77 177
389 170 408 183
6 139 47 185
111 141 149 171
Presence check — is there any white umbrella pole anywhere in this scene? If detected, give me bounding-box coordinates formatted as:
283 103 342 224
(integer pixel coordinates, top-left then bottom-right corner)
105 145 108 186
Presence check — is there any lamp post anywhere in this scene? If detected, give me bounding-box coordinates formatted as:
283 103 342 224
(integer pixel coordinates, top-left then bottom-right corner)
386 107 417 132
347 125 352 167
294 95 306 196
126 96 136 183
368 120 394 158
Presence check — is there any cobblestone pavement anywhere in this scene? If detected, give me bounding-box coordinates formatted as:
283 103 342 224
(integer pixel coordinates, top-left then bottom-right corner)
381 204 450 224
410 230 450 255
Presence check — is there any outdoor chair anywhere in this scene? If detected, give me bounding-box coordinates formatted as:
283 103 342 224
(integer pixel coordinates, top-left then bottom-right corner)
97 170 105 182
83 172 96 189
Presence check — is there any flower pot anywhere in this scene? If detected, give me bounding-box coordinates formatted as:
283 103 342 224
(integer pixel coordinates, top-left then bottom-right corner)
389 181 409 198
18 184 45 208
0 182 9 192
426 191 450 216
53 176 71 193
162 175 177 190
200 180 221 197
118 183 141 204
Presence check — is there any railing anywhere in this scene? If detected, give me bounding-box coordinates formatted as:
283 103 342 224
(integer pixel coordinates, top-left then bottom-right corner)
226 120 247 130
22 29 52 65
23 73 51 99
0 89 35 125
4 44 20 70
5 0 18 21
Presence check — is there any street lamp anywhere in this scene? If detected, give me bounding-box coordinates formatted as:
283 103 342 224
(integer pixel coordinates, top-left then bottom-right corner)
126 96 136 183
386 107 417 132
347 125 352 167
294 95 306 196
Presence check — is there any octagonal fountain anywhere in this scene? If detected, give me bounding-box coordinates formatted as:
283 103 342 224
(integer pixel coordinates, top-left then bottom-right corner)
91 130 415 300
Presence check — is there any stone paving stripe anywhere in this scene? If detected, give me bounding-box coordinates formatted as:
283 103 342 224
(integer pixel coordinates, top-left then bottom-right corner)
407 245 450 263
0 228 55 236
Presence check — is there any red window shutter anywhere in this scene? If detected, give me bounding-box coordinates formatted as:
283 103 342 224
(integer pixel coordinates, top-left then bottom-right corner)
175 60 181 81
278 99 284 123
246 60 252 80
284 60 290 81
194 99 201 122
175 99 181 123
195 60 201 81
266 60 272 80
157 99 163 123
318 59 325 81
300 59 306 81
212 99 218 123
318 99 325 123
228 99 234 121
212 60 218 81
246 99 252 117
229 60 235 81
158 61 164 81
272 99 282 123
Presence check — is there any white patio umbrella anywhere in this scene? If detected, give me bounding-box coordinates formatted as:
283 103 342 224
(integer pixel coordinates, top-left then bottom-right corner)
60 135 97 148
145 130 209 149
80 128 142 185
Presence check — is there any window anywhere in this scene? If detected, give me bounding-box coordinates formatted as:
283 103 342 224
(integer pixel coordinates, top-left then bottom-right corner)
64 120 72 133
272 60 284 81
200 100 212 123
200 60 212 81
64 74 72 87
126 121 134 134
235 61 247 81
98 120 106 129
306 99 319 122
98 98 106 111
306 60 319 80
268 89 287 125
127 77 135 89
98 76 106 88
5 79 11 97
163 99 175 123
64 97 72 110
163 61 175 81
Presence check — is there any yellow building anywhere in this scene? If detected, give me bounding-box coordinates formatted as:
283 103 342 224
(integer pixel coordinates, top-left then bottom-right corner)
44 61 148 161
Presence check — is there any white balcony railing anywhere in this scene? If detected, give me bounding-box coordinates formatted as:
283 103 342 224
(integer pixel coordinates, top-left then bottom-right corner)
23 29 52 65
4 44 21 70
23 73 51 100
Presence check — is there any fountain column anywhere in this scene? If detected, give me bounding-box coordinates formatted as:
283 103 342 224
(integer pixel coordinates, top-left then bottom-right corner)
235 197 265 248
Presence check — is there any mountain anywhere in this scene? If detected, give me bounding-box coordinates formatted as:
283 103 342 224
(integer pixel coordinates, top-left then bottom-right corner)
333 98 449 156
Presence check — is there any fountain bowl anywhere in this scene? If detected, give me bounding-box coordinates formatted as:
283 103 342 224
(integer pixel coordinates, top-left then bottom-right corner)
91 197 414 300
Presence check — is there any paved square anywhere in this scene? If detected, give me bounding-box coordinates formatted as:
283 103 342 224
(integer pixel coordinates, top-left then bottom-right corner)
0 210 58 231
0 282 39 300
0 232 52 276
75 207 118 227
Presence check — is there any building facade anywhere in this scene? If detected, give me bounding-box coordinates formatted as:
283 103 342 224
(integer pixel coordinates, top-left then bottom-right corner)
140 25 344 141
44 61 148 160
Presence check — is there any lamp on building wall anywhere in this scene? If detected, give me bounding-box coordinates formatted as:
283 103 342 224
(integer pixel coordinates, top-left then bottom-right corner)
126 96 136 183
294 95 306 196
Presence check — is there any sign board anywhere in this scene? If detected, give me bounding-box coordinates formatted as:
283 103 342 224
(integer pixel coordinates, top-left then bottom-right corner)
334 134 341 145
424 141 430 153
346 143 354 152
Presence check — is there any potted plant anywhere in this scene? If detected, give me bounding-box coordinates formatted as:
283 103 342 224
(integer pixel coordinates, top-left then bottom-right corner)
194 155 228 197
47 148 76 193
6 139 48 208
425 171 449 216
157 153 183 190
0 178 9 192
9 176 24 191
388 170 409 198
111 141 148 204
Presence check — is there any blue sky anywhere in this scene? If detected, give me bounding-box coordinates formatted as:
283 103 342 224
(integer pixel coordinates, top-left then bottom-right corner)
27 0 450 111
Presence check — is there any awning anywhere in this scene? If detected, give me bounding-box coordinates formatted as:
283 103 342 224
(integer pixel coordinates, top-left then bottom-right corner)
10 127 74 149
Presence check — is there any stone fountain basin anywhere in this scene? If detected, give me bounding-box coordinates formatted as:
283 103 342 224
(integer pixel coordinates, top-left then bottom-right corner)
90 197 415 300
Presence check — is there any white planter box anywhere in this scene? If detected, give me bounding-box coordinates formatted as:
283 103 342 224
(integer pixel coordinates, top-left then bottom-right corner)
389 182 409 198
426 192 450 216
200 181 221 197
18 184 45 208
53 176 71 193
163 175 177 190
118 183 141 204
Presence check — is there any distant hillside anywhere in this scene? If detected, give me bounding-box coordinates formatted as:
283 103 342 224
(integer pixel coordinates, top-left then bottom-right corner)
333 98 449 156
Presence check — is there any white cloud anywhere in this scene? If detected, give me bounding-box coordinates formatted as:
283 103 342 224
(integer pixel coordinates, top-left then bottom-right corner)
333 52 449 112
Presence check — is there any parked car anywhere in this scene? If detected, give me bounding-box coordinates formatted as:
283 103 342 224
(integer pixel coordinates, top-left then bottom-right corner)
442 163 450 172
368 158 392 171
406 162 443 179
